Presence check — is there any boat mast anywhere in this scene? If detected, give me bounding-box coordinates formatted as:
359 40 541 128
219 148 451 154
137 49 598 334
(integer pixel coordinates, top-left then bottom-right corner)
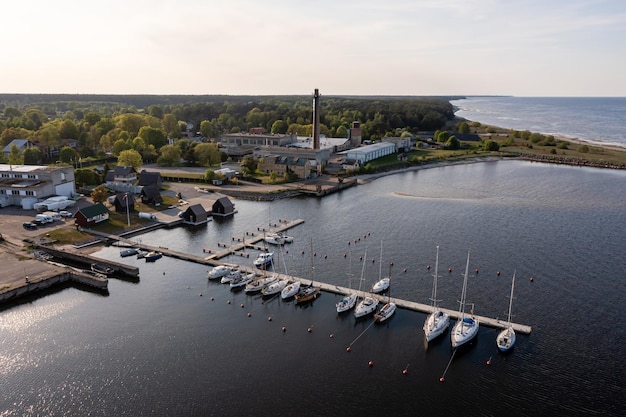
506 271 516 325
378 240 383 280
429 245 442 310
357 249 367 297
458 252 471 319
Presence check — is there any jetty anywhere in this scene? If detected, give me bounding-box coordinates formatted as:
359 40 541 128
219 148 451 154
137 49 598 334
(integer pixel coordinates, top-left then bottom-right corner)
76 218 532 334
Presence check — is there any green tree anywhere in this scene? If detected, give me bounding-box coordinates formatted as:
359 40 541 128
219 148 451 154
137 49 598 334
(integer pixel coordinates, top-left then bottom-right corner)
75 168 102 187
241 156 257 173
59 119 79 139
112 138 131 156
270 119 288 134
91 185 109 203
457 121 470 134
7 144 23 165
204 169 216 181
200 120 218 139
117 149 143 171
138 126 167 149
194 143 221 167
23 147 42 164
445 136 460 150
59 146 80 164
163 114 181 139
483 140 500 151
157 144 181 166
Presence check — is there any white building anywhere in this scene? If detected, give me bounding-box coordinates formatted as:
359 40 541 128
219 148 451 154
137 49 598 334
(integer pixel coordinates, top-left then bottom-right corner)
0 164 76 208
342 142 396 165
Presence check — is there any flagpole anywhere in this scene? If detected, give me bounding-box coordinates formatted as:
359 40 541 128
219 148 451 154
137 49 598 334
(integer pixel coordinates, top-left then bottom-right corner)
125 193 130 227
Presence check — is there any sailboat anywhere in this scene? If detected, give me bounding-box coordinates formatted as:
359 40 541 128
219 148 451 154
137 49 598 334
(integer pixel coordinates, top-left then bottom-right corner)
423 246 450 341
371 241 390 293
263 246 290 296
450 252 479 348
374 266 396 323
496 271 517 352
294 239 320 304
336 250 358 313
354 249 379 318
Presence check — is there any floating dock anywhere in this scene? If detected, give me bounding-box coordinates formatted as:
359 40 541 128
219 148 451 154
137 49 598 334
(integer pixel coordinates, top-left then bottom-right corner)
79 219 532 334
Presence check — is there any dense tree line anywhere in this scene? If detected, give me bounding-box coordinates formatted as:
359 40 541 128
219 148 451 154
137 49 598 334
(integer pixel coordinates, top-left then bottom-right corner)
0 94 456 166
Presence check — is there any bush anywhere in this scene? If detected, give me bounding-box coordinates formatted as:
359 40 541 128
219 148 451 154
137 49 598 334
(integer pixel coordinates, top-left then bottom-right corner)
578 145 590 153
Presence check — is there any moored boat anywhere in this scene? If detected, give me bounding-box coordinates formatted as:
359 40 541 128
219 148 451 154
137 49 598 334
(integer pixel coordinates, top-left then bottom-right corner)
253 252 274 269
281 281 301 299
263 233 285 245
221 269 241 284
262 278 289 296
423 246 450 342
294 284 320 304
244 275 278 293
374 300 396 323
230 272 255 288
91 263 114 276
354 295 379 318
120 247 139 257
144 251 163 262
450 252 479 349
208 265 233 280
496 271 517 352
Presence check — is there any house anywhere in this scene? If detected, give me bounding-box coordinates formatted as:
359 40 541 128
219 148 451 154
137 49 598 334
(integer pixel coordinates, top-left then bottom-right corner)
104 166 137 183
140 185 163 205
113 192 135 213
2 139 37 159
258 155 312 179
181 204 210 226
138 170 162 188
211 196 236 217
74 203 109 227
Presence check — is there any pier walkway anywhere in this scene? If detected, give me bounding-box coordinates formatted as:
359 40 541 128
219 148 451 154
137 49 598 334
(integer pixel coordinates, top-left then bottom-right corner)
79 219 532 334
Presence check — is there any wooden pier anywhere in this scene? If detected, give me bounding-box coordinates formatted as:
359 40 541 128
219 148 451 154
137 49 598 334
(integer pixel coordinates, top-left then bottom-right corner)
79 218 532 334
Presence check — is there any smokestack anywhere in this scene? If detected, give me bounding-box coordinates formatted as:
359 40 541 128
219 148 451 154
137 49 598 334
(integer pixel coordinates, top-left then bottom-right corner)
312 88 320 150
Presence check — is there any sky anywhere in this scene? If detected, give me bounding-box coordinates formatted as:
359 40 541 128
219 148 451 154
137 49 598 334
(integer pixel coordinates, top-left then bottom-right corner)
2 0 625 97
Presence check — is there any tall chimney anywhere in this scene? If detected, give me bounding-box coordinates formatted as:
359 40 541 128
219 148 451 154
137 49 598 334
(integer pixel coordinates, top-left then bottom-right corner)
312 88 320 150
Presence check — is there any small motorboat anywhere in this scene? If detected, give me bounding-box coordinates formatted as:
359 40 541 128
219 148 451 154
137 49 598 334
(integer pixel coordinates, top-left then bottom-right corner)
208 265 233 280
253 252 274 269
144 251 163 262
263 233 285 245
91 263 114 276
120 247 139 257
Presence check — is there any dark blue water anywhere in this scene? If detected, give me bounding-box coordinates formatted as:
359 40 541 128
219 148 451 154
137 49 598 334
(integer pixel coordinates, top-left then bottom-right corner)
2 160 625 416
451 96 626 149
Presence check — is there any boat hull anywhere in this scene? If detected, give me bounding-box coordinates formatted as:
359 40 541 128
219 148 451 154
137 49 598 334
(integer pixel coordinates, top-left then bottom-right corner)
354 296 379 318
451 318 479 348
496 327 516 352
336 293 358 313
371 278 389 294
281 282 300 299
374 302 396 323
423 310 451 342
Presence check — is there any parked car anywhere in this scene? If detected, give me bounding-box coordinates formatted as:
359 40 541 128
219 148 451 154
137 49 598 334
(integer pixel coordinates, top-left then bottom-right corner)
59 210 73 218
23 222 38 230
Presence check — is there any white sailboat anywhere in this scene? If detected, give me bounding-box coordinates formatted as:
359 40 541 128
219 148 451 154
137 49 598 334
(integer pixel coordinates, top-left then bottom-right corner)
496 271 517 352
281 280 301 299
450 252 479 348
423 246 450 341
354 249 379 318
336 250 358 313
371 241 390 293
263 247 289 296
374 267 396 323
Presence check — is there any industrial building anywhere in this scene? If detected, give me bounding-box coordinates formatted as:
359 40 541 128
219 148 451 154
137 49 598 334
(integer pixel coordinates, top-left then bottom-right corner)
0 164 76 208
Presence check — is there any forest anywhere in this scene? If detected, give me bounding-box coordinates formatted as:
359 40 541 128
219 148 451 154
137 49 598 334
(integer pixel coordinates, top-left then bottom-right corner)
0 94 458 166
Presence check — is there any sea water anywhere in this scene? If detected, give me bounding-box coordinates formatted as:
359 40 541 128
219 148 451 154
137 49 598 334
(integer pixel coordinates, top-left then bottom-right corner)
451 96 626 149
1 160 625 416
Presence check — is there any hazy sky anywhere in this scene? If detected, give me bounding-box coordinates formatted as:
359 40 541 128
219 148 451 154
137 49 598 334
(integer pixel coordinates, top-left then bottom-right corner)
2 0 625 96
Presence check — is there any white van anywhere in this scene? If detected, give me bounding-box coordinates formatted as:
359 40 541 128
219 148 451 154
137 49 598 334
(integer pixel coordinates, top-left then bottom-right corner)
35 214 54 224
44 211 62 221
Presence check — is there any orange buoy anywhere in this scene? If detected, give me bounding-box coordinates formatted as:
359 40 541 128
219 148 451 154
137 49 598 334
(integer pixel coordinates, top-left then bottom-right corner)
372 258 375 263
247 313 251 317
390 262 394 266
439 377 445 382
368 361 374 367
329 333 334 338
486 358 492 365
307 327 312 333
268 316 272 321
448 267 452 273
314 253 317 257
199 293 203 297
530 277 534 282
282 326 286 332
227 300 231 304
427 265 431 270
475 268 479 273
344 253 347 257
402 369 408 375
403 268 407 273
346 347 351 352
324 255 327 259
497 271 501 276
210 297 214 301
240 303 245 308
